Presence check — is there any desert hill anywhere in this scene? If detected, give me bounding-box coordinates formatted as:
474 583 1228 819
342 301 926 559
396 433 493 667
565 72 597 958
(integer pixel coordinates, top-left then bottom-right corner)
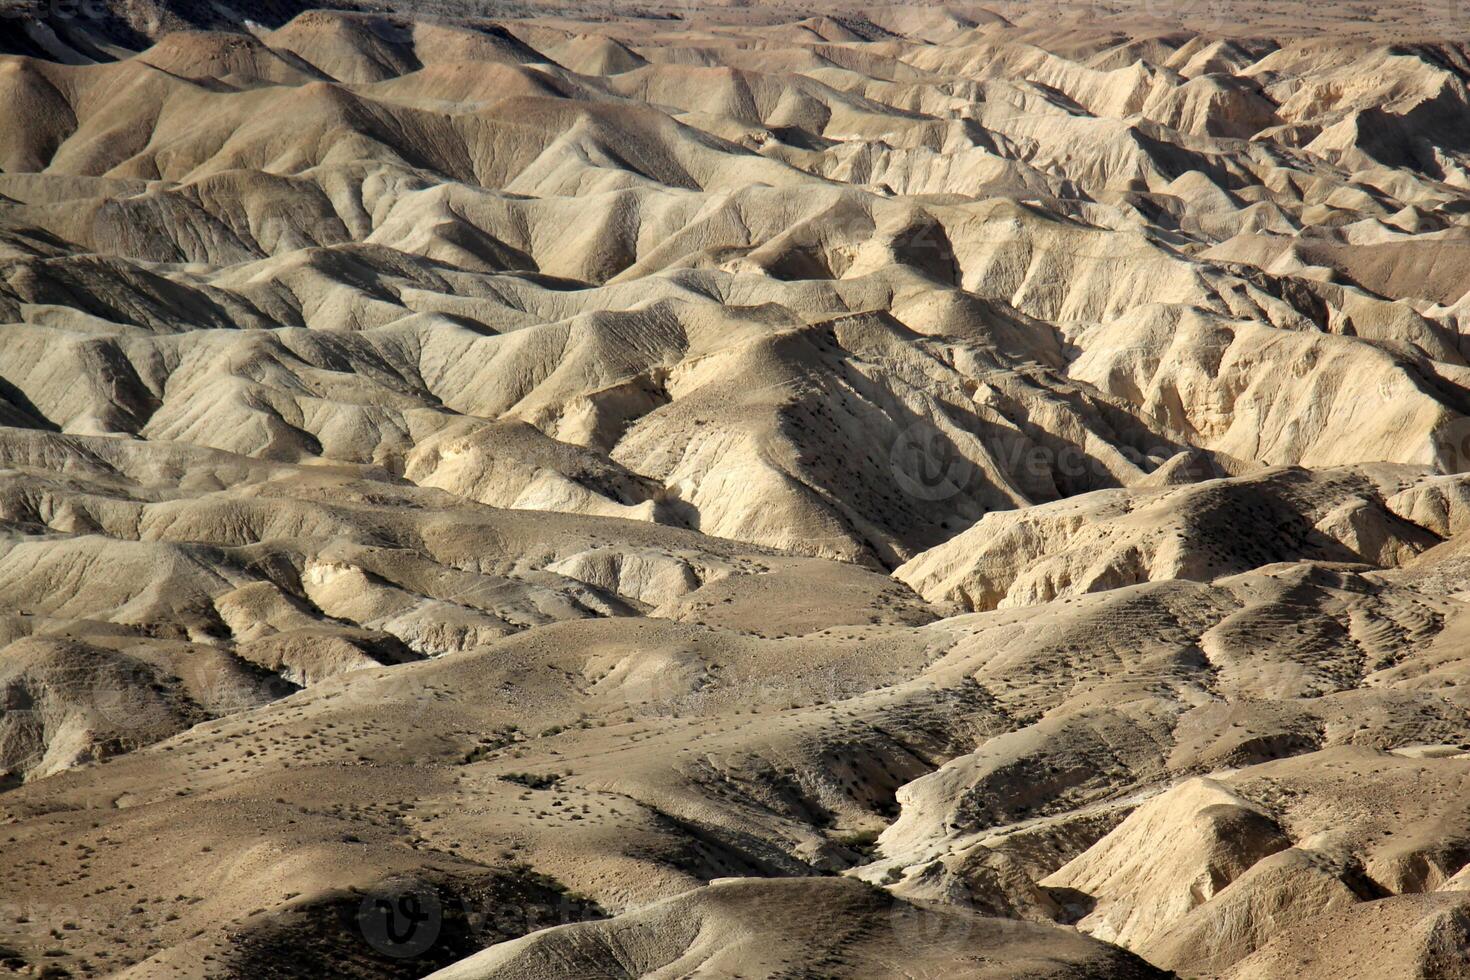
4 2 1470 978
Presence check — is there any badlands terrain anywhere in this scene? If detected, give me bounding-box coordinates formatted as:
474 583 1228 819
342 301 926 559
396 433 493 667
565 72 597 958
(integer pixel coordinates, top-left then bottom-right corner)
5 0 1470 976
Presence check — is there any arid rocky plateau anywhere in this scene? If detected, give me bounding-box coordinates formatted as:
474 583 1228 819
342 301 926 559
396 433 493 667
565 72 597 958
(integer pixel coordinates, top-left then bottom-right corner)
4 0 1470 976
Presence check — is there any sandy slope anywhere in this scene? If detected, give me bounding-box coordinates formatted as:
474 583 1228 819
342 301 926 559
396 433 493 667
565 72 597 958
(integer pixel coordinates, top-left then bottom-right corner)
3 2 1470 978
